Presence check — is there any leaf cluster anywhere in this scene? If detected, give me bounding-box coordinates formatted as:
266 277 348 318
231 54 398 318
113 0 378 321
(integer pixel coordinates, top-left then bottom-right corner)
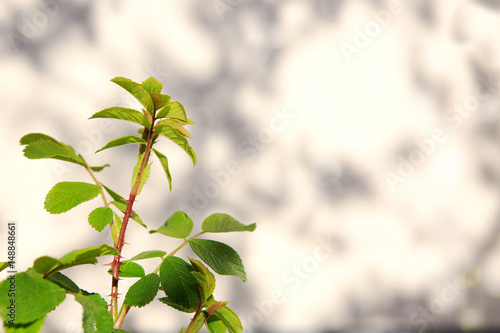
1 76 256 333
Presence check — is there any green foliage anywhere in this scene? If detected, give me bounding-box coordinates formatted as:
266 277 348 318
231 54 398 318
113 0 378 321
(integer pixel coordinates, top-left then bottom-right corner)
4 316 45 333
206 301 229 317
141 77 163 94
107 261 145 278
19 133 59 145
131 154 152 195
75 293 114 332
45 272 80 294
159 257 199 313
202 213 256 233
189 239 247 282
44 182 101 214
0 262 10 272
5 76 255 332
20 133 86 166
90 107 151 127
34 244 119 277
0 269 65 324
212 306 243 333
156 101 187 120
111 77 155 114
206 316 227 333
185 310 208 333
154 124 197 165
96 135 146 153
90 164 110 172
153 149 172 191
125 273 160 307
149 211 193 238
88 207 113 232
101 184 126 203
189 258 216 303
128 250 166 261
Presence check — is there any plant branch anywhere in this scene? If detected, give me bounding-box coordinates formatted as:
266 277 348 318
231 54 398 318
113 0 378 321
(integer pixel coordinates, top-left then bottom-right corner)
169 231 206 257
115 303 131 329
85 166 109 208
152 231 206 274
110 124 155 325
185 301 205 333
85 166 121 246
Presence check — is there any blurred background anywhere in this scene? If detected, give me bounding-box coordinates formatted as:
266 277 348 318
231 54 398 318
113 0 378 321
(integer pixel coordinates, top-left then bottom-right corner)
1 0 500 332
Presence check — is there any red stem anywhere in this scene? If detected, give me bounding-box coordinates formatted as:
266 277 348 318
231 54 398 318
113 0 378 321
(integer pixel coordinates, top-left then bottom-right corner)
110 127 154 325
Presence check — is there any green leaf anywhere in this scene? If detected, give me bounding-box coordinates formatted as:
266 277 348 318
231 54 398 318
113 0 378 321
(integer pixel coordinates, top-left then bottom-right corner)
149 93 171 112
112 212 122 245
132 217 147 230
34 244 119 277
175 125 191 138
107 261 145 278
44 182 100 214
0 269 66 324
202 213 256 233
213 306 242 333
59 244 118 266
20 133 59 145
141 77 163 94
110 200 127 213
111 77 154 114
128 250 166 261
154 125 196 165
0 262 10 272
159 257 199 313
88 207 113 232
90 164 110 172
33 256 60 276
155 117 189 128
21 135 86 166
46 272 80 294
89 107 151 127
131 154 152 195
206 316 226 333
75 293 114 333
156 101 187 121
96 135 146 153
125 273 160 307
189 258 216 303
206 301 229 316
4 315 46 333
149 211 193 239
153 149 172 191
189 239 247 282
101 184 126 204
